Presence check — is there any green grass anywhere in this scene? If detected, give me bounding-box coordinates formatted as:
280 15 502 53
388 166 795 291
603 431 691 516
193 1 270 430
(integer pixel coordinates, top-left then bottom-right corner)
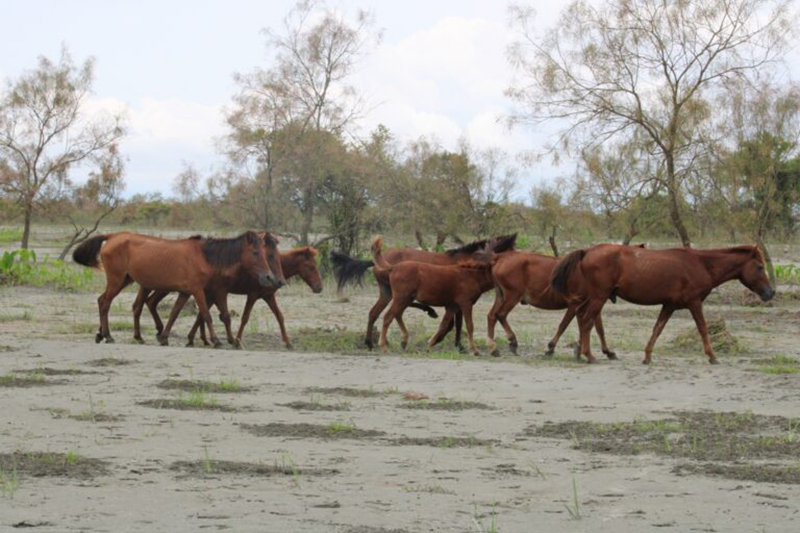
0 464 19 499
1 249 96 291
326 420 357 434
0 228 23 245
759 365 800 375
181 390 218 409
0 312 33 322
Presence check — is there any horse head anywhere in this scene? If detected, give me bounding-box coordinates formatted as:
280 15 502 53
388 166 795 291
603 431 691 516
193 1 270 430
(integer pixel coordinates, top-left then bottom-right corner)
295 247 323 293
739 246 775 302
237 231 282 289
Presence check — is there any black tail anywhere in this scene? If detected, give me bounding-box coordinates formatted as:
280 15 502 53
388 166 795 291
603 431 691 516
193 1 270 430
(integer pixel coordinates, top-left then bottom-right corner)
550 249 585 296
72 234 108 268
330 250 374 292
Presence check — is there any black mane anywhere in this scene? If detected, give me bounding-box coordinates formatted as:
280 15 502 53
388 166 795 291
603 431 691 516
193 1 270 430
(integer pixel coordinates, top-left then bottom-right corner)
487 233 517 254
202 231 260 267
445 238 492 257
445 234 517 257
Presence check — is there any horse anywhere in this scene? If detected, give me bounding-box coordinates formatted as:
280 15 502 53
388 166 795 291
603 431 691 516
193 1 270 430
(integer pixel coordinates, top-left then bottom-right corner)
550 244 775 364
72 231 280 347
487 248 627 359
371 235 496 356
331 234 516 350
130 233 286 348
139 247 322 349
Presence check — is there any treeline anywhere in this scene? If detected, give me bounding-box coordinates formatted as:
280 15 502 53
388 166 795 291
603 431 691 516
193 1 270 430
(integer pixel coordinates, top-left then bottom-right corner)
1 0 799 266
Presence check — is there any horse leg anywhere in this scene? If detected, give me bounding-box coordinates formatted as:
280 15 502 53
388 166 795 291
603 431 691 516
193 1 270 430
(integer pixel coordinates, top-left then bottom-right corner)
494 293 522 357
547 308 575 358
132 286 151 343
688 301 717 364
428 308 456 349
194 291 222 348
578 299 605 364
187 313 203 347
643 305 675 365
96 275 128 344
157 293 190 346
594 313 617 360
236 294 260 348
454 310 464 352
395 314 410 350
265 293 291 349
215 294 237 348
460 304 480 357
145 291 169 339
487 289 503 356
366 284 392 349
379 296 410 353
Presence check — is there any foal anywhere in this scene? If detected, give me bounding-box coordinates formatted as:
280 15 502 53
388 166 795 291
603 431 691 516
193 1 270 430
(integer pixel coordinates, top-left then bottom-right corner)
550 244 775 364
487 249 620 359
372 235 495 356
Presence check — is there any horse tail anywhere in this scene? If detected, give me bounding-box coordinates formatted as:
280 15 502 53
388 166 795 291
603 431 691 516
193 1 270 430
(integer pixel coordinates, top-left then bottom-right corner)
72 234 109 269
371 235 392 272
550 249 585 296
330 250 374 293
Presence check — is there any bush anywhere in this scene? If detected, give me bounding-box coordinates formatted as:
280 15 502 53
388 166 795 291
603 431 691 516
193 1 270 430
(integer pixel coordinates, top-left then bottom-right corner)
0 250 95 291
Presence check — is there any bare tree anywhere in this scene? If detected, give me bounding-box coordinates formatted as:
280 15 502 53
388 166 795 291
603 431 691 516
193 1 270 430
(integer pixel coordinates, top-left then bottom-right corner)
224 0 380 242
507 0 795 246
58 144 125 259
172 161 202 203
0 47 126 248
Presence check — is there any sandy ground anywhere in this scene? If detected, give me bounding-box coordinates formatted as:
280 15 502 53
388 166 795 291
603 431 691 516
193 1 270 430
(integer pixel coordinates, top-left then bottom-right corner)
1 275 799 532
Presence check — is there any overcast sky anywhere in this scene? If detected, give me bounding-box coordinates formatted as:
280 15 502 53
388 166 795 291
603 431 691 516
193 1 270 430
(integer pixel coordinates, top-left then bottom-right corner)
1 1 797 198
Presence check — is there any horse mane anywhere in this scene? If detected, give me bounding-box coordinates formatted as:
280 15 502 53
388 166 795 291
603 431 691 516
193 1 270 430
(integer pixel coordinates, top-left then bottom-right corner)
263 232 279 248
445 238 491 257
188 234 203 240
446 234 517 257
457 259 493 270
550 249 586 295
202 231 261 267
288 246 318 259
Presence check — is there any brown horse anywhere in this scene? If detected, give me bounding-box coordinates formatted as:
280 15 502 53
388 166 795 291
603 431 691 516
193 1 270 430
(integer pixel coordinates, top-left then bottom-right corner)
72 231 280 347
143 247 322 349
487 249 621 359
131 234 287 348
550 244 775 364
331 235 516 350
372 235 496 356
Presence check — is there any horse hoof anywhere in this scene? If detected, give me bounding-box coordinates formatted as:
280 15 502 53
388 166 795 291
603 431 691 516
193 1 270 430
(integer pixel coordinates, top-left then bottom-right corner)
543 349 554 358
133 336 144 344
456 345 466 354
490 349 501 358
585 357 597 364
605 351 618 360
105 337 115 344
213 341 223 349
642 359 652 365
401 341 408 350
285 343 293 350
509 343 518 355
233 340 242 350
95 332 103 344
709 358 719 365
185 341 194 347
157 336 169 346
473 352 481 357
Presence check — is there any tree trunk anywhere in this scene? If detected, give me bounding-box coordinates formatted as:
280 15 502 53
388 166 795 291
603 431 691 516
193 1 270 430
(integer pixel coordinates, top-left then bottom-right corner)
622 223 638 246
435 232 447 247
300 204 314 246
665 157 691 247
21 203 33 250
414 230 427 250
548 226 559 257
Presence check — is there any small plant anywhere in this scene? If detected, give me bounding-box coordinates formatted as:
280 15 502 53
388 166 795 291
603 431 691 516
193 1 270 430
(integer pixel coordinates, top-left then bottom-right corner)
203 446 214 474
565 476 582 520
758 365 800 375
327 420 357 434
0 249 95 290
217 378 242 392
0 464 20 499
472 504 499 533
183 389 217 408
64 451 79 465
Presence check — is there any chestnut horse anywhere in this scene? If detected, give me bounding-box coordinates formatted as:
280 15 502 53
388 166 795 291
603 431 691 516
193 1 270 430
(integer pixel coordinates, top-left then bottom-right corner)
550 244 775 364
372 235 496 356
331 235 516 350
487 249 623 359
131 233 286 348
72 231 279 346
140 247 322 349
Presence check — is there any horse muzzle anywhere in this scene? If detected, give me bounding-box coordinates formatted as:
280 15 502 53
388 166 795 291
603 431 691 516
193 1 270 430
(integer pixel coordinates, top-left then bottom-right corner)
312 284 323 294
759 285 776 302
259 272 284 289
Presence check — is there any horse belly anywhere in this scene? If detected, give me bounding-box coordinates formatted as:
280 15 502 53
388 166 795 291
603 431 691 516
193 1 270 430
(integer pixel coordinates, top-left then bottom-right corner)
127 253 201 293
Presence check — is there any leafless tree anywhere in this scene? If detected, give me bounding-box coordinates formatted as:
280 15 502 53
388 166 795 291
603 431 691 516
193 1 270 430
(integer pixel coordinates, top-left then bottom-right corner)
0 47 126 248
507 0 795 246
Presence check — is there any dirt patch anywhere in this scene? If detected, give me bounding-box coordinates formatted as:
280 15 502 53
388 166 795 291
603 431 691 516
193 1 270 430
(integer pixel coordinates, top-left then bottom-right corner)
399 399 493 411
137 398 238 412
667 318 745 354
13 367 99 376
84 357 135 367
529 411 800 462
391 435 496 448
0 451 109 479
0 374 63 387
240 422 386 440
156 379 253 393
343 528 410 533
42 407 123 423
674 463 800 485
278 401 350 411
305 386 385 398
169 459 338 478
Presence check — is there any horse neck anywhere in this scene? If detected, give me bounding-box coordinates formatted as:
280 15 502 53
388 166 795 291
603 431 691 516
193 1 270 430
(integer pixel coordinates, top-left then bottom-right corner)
279 252 301 281
696 249 750 287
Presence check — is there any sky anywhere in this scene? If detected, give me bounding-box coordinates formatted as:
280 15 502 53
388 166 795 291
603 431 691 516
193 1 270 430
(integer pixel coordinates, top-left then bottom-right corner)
1 1 797 199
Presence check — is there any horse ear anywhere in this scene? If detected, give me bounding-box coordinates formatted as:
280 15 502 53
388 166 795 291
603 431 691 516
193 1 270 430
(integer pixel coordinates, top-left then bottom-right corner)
306 247 319 258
